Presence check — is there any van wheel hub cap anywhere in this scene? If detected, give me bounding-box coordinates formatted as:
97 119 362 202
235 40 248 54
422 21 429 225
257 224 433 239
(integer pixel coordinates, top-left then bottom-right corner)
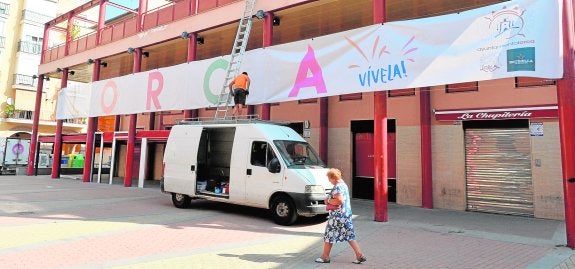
175 194 184 201
276 203 289 217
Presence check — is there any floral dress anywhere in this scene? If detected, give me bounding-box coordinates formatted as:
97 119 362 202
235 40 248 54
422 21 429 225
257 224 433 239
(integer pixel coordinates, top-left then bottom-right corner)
324 182 356 243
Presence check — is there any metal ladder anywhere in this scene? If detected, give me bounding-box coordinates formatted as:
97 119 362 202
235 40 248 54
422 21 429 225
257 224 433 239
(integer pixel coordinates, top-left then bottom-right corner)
213 0 258 120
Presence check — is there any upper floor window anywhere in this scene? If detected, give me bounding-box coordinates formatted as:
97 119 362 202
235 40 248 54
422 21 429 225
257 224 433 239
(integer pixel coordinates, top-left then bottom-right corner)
0 2 9 16
388 88 415 97
515 77 555 88
298 98 317 104
340 93 362 101
446 82 478 93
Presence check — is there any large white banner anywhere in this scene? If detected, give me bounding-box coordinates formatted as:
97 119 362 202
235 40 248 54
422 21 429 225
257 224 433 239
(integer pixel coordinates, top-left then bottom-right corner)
57 0 563 119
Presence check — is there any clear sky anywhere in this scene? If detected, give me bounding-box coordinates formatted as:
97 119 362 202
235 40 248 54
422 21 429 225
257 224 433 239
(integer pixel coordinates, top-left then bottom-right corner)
106 0 139 20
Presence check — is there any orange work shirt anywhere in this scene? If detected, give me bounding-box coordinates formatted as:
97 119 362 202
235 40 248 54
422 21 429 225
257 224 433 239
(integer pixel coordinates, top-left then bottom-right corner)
232 74 250 89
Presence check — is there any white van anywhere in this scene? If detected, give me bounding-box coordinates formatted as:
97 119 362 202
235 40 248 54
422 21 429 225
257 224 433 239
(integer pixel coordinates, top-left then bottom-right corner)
161 120 332 225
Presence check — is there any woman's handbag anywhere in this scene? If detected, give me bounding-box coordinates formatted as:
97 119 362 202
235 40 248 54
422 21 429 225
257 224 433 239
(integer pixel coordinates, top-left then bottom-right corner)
326 203 340 211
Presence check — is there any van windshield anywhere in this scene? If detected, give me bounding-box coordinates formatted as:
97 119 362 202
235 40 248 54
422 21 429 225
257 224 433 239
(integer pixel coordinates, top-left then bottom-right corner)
273 140 325 168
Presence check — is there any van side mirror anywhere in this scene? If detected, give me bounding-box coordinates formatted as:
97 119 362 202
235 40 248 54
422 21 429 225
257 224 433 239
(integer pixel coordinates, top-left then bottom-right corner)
268 158 281 173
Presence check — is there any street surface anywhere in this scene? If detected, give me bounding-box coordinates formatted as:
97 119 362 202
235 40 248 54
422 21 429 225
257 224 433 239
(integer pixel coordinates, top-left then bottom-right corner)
0 175 573 269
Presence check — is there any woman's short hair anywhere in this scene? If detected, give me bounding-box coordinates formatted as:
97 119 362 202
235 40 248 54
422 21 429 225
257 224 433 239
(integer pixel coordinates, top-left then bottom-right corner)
326 168 342 179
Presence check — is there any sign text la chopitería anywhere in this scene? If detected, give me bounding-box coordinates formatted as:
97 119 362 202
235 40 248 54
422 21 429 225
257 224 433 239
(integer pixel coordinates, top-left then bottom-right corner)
457 111 533 120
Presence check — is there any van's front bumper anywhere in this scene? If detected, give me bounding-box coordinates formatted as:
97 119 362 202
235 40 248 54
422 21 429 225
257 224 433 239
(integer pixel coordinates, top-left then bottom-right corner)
288 192 329 216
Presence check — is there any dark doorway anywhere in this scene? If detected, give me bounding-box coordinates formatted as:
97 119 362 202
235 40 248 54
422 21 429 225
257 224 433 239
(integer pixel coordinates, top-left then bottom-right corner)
351 120 396 202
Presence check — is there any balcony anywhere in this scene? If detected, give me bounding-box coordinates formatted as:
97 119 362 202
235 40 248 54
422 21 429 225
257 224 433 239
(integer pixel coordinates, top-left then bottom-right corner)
22 9 54 24
18 40 42 54
3 109 86 126
42 0 242 63
13 74 36 87
0 2 9 16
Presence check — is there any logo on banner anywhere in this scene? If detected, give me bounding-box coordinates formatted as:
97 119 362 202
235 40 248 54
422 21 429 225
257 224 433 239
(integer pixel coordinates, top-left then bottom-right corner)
347 35 416 88
478 5 535 73
507 47 535 71
486 6 525 40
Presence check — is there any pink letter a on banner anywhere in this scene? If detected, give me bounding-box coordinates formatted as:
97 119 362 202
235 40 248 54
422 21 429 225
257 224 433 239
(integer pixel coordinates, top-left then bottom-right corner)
288 45 327 98
147 71 163 110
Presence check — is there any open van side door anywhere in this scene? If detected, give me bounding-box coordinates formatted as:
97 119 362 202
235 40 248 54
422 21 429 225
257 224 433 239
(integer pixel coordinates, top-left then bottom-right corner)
244 140 283 206
163 126 203 196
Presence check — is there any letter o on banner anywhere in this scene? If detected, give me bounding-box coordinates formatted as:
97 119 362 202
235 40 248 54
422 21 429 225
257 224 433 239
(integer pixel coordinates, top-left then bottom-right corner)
101 80 119 114
203 59 229 104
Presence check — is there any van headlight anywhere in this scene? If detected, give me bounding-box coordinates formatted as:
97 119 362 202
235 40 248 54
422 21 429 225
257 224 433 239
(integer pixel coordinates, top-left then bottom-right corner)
305 185 325 194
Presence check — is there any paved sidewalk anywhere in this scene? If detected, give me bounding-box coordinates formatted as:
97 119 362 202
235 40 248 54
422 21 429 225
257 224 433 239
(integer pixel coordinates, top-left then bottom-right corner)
0 175 573 269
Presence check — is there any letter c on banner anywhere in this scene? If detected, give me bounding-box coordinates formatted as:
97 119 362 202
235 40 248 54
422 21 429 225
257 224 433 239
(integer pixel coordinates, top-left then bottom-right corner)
101 80 118 114
204 59 229 104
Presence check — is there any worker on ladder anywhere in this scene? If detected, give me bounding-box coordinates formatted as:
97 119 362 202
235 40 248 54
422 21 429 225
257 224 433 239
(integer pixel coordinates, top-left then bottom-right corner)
228 71 251 118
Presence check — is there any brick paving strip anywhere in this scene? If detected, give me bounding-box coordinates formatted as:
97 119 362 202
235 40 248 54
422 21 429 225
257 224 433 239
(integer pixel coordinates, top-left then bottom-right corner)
0 176 573 269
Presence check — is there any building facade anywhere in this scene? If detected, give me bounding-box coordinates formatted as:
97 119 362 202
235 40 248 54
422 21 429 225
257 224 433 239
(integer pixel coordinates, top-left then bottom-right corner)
33 0 573 227
0 0 85 143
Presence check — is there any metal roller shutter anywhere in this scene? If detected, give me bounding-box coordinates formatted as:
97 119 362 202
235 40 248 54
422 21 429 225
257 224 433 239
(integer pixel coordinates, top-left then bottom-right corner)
465 128 533 216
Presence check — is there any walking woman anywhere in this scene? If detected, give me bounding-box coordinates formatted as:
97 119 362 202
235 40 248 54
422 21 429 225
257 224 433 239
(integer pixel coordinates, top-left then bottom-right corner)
315 168 366 264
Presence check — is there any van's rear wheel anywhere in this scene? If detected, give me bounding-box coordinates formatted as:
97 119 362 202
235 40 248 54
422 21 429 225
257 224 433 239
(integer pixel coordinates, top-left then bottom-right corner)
172 193 191 208
271 195 297 226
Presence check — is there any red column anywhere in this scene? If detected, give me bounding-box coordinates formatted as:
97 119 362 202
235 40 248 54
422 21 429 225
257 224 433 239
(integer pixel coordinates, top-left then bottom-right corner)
114 115 120 131
137 0 148 31
420 87 433 208
96 0 107 45
41 25 50 64
184 32 198 119
27 75 45 176
51 69 68 179
373 0 388 222
82 60 101 182
260 12 274 120
558 0 575 248
64 14 74 56
319 97 328 163
124 49 142 187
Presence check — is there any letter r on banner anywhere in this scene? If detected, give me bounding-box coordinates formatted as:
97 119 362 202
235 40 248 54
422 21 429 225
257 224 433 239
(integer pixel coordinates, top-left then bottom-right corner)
147 71 164 110
288 45 327 98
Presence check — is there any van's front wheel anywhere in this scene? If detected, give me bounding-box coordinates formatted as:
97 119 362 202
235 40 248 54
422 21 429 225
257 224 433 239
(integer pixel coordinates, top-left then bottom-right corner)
271 195 297 226
172 193 191 208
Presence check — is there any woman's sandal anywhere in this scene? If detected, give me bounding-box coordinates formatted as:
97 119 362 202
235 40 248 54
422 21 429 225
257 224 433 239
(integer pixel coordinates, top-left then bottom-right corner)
315 257 331 263
352 256 367 264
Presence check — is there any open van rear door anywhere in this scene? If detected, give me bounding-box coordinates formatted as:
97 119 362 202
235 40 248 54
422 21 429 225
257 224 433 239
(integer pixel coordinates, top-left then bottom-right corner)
163 125 203 196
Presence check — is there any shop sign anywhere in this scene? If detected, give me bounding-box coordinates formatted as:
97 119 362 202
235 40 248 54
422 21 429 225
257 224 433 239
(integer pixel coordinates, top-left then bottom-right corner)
434 106 558 121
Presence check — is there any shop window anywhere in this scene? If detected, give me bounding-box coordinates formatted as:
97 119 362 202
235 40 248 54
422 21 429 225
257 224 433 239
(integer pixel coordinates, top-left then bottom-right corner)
388 88 415 97
340 93 362 101
515 77 555 88
298 98 317 104
446 82 478 93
